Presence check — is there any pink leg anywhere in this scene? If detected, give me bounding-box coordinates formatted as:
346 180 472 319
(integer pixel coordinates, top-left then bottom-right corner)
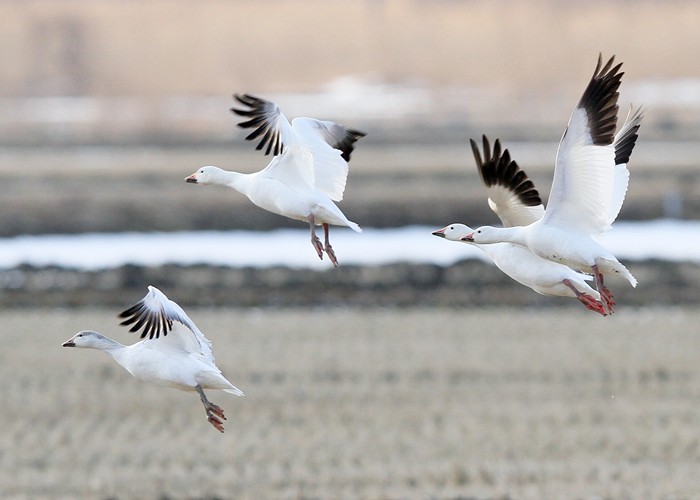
308 216 324 260
563 279 607 316
323 223 338 267
196 385 226 433
592 264 615 314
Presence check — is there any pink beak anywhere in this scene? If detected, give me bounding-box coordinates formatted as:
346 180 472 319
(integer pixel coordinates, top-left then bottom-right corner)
431 228 446 238
461 232 475 242
185 173 198 183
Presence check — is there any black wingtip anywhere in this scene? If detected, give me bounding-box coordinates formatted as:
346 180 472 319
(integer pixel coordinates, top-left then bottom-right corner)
469 137 482 171
578 54 624 146
117 300 172 340
470 134 542 207
334 128 366 162
229 93 283 157
614 106 644 166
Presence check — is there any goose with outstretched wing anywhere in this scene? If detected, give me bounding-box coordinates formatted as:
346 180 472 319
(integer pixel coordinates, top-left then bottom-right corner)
186 94 365 267
62 285 243 433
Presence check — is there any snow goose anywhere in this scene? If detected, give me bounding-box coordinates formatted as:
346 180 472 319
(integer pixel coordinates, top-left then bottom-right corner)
433 136 606 315
185 93 365 267
464 54 643 313
62 285 243 433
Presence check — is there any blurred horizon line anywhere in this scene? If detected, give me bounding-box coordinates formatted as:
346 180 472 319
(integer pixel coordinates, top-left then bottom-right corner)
0 78 698 147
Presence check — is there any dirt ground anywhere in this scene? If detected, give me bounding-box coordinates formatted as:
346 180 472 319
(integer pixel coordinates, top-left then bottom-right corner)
2 306 700 498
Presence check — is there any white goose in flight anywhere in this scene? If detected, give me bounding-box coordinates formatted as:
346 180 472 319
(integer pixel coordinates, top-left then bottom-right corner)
186 94 365 267
434 136 606 315
62 285 243 433
464 54 642 313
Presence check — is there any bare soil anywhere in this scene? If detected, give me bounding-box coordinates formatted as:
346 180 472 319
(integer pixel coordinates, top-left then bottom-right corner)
2 306 700 498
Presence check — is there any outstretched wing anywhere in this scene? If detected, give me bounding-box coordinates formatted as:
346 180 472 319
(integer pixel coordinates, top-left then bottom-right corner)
118 285 214 362
604 105 644 228
470 135 545 227
290 117 365 201
231 93 293 156
544 54 623 234
231 93 316 191
232 94 365 201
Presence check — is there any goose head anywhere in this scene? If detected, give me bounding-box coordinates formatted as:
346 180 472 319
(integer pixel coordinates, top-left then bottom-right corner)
62 330 115 350
432 223 474 242
185 166 223 185
461 226 501 243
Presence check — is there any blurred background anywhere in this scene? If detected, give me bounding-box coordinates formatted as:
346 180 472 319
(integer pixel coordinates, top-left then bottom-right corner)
0 0 698 307
3 2 700 498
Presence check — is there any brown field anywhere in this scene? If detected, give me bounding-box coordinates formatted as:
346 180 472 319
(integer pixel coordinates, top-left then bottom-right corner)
1 4 699 496
2 306 700 498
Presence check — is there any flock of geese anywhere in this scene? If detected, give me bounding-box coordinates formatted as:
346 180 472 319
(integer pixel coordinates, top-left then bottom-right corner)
62 54 643 432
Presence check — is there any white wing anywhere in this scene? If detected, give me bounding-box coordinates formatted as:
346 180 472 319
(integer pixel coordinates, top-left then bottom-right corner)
118 285 215 364
470 135 545 228
231 94 315 190
251 117 355 202
291 117 366 201
605 106 644 227
544 55 623 235
233 94 365 201
254 147 315 193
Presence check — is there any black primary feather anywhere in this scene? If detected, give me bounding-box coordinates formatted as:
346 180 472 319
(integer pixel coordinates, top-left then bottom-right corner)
332 128 366 162
118 301 173 340
471 135 542 207
231 93 284 156
576 54 624 146
614 107 643 166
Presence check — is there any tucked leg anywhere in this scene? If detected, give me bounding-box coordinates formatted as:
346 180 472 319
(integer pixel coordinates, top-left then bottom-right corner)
323 223 338 267
592 264 615 314
563 279 607 316
308 216 324 260
196 384 226 433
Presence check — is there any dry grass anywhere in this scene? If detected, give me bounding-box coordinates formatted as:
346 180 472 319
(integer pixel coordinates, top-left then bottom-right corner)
2 306 700 498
